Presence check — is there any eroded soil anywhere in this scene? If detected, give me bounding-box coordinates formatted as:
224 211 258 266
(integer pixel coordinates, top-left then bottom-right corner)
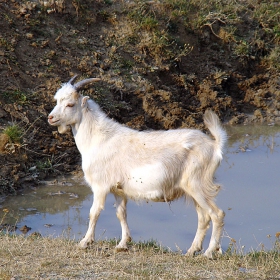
0 0 279 194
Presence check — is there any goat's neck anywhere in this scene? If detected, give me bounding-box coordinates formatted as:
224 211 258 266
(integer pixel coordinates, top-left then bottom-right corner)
71 109 117 155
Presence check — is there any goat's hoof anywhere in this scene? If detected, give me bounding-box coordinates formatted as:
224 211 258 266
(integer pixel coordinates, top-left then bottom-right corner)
185 247 202 257
78 242 88 249
185 251 194 257
115 246 129 252
203 250 217 259
79 239 93 249
115 243 129 252
203 251 214 259
203 247 222 259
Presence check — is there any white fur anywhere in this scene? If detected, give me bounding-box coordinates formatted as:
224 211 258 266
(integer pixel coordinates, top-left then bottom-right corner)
48 78 227 258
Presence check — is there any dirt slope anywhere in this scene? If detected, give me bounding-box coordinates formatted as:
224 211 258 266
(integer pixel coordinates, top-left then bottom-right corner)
0 0 279 194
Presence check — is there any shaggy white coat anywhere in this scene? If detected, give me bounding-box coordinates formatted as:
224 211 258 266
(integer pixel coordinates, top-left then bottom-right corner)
48 77 227 258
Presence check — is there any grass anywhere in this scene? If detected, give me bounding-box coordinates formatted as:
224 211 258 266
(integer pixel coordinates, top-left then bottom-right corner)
0 234 279 279
97 0 279 73
1 90 29 105
35 155 65 174
263 46 280 72
3 124 23 144
36 158 54 171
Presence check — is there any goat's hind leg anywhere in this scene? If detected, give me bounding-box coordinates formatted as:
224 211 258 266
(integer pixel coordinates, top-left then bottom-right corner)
79 190 106 249
204 203 225 258
114 195 132 251
186 201 211 256
187 192 224 259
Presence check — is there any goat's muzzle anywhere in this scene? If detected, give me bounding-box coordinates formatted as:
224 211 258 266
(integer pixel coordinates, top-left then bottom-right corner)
48 115 58 125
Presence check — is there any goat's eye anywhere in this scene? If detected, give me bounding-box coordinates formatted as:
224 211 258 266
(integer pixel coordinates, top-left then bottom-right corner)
66 104 74 108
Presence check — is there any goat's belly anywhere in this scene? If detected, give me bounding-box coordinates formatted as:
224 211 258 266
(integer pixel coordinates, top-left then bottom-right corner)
125 188 164 201
121 163 180 201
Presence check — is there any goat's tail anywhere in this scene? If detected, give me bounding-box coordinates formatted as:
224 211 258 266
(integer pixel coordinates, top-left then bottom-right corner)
203 110 227 159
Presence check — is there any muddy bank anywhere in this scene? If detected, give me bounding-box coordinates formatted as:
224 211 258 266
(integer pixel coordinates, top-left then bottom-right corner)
0 0 279 194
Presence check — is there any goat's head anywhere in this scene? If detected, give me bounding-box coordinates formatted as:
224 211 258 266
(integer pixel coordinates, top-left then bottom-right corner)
48 75 100 133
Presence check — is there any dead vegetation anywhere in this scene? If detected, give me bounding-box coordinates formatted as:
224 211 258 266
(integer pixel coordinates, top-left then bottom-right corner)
0 233 279 279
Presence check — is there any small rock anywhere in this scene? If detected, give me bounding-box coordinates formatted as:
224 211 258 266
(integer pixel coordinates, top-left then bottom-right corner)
44 224 53 228
0 133 9 153
69 193 79 198
30 232 42 238
29 166 37 171
20 225 31 233
26 33 33 39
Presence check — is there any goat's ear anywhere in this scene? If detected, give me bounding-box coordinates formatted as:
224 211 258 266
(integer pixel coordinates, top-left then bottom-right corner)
81 96 90 108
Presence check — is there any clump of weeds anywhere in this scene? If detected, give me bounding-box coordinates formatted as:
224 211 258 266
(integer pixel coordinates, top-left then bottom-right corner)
3 124 23 144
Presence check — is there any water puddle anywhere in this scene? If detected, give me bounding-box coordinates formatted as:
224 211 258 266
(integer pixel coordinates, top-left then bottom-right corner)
1 124 280 253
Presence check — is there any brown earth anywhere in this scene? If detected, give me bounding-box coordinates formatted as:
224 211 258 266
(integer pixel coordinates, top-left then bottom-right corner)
0 0 279 195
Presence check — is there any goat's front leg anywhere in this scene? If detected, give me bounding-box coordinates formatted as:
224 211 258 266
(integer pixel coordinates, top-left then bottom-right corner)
114 195 132 251
79 191 106 249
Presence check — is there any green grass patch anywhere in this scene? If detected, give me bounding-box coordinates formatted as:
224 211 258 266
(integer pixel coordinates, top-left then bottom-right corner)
1 90 29 105
3 124 23 144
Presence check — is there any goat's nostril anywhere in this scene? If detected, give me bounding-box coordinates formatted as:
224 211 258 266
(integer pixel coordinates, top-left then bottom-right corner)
48 115 53 120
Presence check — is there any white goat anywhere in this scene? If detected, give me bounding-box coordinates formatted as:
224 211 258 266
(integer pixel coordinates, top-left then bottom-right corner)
48 76 227 258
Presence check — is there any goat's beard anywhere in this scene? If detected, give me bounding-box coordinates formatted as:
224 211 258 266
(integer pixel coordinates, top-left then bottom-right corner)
58 124 69 134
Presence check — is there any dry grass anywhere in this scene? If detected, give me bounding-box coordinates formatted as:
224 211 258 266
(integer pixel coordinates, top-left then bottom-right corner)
0 234 279 279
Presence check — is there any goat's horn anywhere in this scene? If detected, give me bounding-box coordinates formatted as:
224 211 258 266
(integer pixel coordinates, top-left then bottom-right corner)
68 75 79 85
74 78 101 91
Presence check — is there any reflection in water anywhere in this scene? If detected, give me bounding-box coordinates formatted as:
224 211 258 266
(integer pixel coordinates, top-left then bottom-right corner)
0 124 280 253
0 178 93 238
